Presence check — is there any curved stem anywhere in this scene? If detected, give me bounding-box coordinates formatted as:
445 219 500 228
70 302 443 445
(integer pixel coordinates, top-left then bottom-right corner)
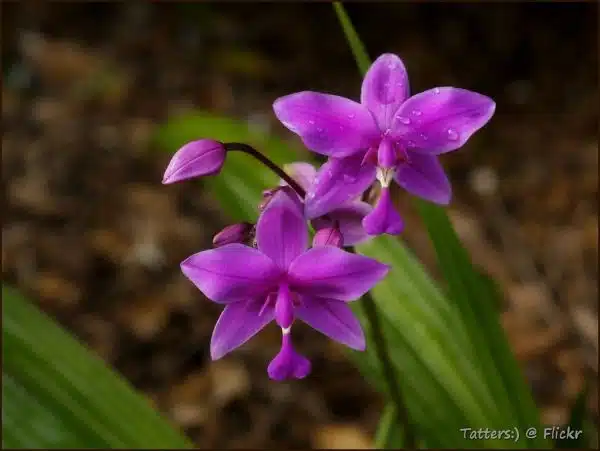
351 247 417 449
224 143 306 199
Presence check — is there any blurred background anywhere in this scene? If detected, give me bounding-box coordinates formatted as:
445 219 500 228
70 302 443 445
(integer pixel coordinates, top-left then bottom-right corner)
2 2 598 448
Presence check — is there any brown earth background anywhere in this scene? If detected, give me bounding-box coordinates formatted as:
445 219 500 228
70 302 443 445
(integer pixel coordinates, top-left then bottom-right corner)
2 2 598 449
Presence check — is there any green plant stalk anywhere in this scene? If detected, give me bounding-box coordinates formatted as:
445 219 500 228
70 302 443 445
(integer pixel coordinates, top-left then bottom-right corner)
358 290 417 449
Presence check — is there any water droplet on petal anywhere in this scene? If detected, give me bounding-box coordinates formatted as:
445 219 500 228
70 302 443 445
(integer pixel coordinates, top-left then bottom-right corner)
446 128 459 141
420 133 428 141
308 120 315 125
396 115 411 125
411 110 422 117
347 113 355 119
434 88 441 94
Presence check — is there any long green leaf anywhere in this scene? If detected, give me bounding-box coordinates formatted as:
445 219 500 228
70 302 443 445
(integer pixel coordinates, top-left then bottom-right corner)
2 285 193 449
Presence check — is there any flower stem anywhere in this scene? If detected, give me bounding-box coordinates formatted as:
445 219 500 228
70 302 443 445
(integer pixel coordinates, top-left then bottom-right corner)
224 143 306 199
352 258 417 449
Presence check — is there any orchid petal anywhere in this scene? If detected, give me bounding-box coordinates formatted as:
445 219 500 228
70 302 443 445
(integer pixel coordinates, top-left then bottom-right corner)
362 188 404 235
267 334 311 380
181 244 282 303
296 296 365 350
396 152 452 205
256 190 308 270
289 246 389 301
361 53 410 130
210 299 274 359
281 162 317 192
273 91 378 157
391 87 495 154
304 154 376 219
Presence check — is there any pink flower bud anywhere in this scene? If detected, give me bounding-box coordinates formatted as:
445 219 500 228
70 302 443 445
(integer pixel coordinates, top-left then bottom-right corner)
212 222 254 247
162 139 226 184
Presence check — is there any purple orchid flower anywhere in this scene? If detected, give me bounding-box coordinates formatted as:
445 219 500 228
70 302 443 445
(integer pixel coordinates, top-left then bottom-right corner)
280 162 373 246
273 53 496 235
180 190 389 380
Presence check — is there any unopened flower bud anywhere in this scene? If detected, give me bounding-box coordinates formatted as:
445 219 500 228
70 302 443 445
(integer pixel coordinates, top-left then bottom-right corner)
312 226 343 248
212 222 254 247
162 139 226 184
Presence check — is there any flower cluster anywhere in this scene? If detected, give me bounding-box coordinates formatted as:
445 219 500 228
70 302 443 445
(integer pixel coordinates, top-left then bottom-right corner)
162 53 495 380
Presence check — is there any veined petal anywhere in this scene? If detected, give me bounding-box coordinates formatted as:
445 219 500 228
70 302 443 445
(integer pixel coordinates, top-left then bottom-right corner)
296 296 365 350
281 162 317 192
313 201 372 246
211 299 274 360
256 190 308 270
361 53 410 130
288 246 389 301
304 154 376 219
273 91 378 157
362 187 404 236
395 152 452 205
181 244 281 303
390 87 496 154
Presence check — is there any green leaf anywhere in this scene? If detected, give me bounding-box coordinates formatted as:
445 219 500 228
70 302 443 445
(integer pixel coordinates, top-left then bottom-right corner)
556 383 590 448
375 404 404 449
2 285 193 449
332 2 371 76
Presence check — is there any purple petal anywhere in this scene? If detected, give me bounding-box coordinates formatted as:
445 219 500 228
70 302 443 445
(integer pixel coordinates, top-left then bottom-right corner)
304 154 376 219
274 283 294 329
162 139 226 184
312 226 344 248
280 162 317 192
273 91 379 157
267 333 311 380
288 246 389 301
296 296 365 350
256 190 308 270
362 187 404 235
181 244 282 303
313 201 373 246
211 299 274 359
390 87 496 154
395 152 452 205
361 53 410 130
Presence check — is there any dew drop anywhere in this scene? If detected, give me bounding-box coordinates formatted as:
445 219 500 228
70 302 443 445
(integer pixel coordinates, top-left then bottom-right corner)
411 110 422 117
419 133 428 141
396 115 411 125
446 128 459 141
308 120 315 125
434 88 441 94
